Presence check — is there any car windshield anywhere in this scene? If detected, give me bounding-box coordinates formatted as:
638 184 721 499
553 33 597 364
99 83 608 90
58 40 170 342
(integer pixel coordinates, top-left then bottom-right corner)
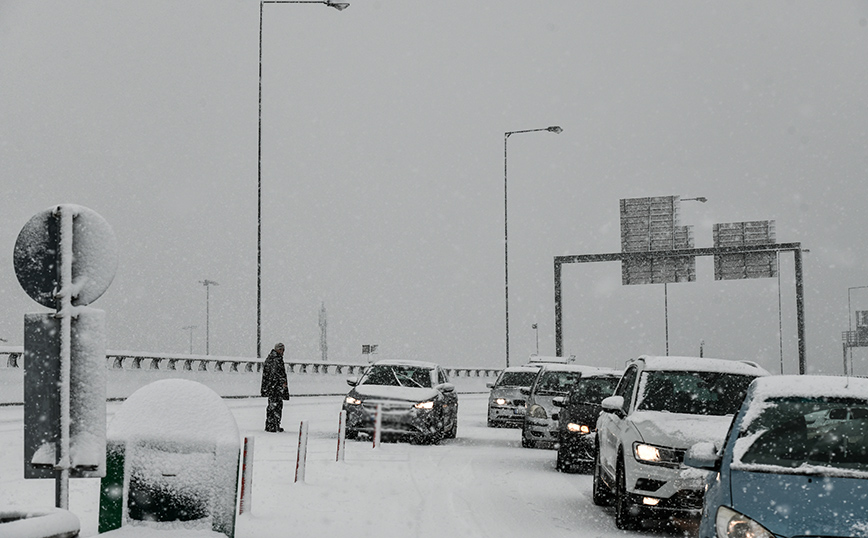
497 371 538 387
735 396 868 473
636 371 756 416
536 371 583 394
570 377 619 404
360 365 433 388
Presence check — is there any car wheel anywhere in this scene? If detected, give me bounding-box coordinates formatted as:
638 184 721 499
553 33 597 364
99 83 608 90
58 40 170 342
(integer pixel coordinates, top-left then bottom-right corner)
615 456 640 530
345 428 358 440
592 448 613 506
521 425 536 448
556 443 574 473
487 417 498 428
446 410 458 439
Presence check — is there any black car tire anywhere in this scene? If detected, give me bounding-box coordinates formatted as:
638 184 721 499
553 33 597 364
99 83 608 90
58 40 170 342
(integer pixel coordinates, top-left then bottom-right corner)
487 417 498 428
345 428 358 440
615 457 641 530
556 445 571 472
592 448 613 506
521 425 537 449
446 409 458 439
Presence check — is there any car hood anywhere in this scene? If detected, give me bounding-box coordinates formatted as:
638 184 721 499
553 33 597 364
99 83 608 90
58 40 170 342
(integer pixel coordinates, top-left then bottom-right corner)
352 384 440 402
729 469 868 536
631 411 733 449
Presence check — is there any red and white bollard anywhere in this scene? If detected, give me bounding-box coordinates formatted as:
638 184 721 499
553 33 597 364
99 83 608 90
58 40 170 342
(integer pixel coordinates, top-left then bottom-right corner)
239 436 254 514
336 410 347 462
295 421 309 483
373 403 382 449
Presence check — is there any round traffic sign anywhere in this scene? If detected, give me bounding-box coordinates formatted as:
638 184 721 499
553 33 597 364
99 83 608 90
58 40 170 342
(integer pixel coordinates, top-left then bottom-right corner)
14 204 118 308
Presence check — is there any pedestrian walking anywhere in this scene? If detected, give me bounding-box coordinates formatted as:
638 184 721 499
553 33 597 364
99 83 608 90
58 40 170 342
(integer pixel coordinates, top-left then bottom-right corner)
260 342 289 432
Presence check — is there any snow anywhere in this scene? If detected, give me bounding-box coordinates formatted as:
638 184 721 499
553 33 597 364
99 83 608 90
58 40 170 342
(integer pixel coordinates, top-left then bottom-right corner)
631 411 734 448
1 393 690 538
635 355 771 376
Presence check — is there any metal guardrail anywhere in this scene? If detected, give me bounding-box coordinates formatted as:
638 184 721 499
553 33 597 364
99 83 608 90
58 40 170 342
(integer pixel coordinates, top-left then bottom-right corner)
0 348 501 379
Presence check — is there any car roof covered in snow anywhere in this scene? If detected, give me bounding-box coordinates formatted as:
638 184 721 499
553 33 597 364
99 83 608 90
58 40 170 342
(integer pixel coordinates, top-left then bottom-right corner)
371 359 439 369
749 374 868 400
634 355 770 376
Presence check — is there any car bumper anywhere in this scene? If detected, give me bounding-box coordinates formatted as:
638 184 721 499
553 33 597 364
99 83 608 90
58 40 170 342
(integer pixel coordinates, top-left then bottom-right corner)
343 402 439 436
624 458 708 513
558 431 596 462
524 417 559 444
488 404 526 425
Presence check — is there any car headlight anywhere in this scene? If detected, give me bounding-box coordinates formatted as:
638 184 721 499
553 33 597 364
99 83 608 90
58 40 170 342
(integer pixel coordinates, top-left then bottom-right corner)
414 401 435 410
494 398 508 405
567 423 591 434
345 396 362 405
633 442 681 466
528 405 547 419
716 506 774 538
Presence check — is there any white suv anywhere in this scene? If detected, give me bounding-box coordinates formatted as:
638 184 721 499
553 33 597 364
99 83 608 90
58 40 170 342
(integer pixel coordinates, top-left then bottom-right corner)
593 355 769 530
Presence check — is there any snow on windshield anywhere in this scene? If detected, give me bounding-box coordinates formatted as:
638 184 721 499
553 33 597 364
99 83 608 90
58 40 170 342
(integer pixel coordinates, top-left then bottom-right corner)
732 376 868 476
636 370 755 416
361 365 433 388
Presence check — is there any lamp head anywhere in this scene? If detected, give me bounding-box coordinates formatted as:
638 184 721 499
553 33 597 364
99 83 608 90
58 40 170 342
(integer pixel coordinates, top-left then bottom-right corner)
547 126 563 134
327 1 349 10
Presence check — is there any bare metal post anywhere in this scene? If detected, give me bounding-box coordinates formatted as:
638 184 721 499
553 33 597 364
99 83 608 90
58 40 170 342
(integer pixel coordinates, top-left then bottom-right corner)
794 247 806 374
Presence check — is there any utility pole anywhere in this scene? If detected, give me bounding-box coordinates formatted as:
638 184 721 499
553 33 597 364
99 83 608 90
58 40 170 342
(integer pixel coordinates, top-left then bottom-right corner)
182 325 197 354
319 301 328 362
199 280 218 355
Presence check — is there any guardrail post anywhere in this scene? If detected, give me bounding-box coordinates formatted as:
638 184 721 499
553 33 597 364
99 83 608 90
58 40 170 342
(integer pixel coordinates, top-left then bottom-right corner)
239 436 254 514
336 410 346 462
373 404 382 449
295 421 309 483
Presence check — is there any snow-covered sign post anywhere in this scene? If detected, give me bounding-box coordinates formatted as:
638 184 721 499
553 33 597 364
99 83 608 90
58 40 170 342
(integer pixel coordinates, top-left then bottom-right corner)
14 204 118 510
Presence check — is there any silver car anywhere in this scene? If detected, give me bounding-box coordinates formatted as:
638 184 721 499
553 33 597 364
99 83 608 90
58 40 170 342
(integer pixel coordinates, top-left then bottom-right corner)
521 363 596 448
486 366 540 427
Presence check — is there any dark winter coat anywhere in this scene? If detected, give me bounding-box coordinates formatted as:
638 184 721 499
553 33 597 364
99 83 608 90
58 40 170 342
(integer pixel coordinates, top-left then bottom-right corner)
260 350 290 400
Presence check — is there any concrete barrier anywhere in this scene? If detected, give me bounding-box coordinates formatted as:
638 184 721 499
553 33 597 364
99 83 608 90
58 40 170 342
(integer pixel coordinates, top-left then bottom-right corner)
0 347 498 405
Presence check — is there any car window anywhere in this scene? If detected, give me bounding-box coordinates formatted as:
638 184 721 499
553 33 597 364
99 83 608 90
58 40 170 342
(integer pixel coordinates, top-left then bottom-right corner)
361 365 433 388
614 366 638 411
497 371 538 387
735 396 868 473
636 371 755 416
438 369 449 385
536 371 583 394
570 377 619 404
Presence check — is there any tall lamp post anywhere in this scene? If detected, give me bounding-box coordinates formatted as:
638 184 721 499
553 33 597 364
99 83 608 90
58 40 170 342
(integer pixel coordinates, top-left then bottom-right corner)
182 325 197 355
257 0 349 359
664 195 707 355
847 285 868 375
200 280 218 355
503 126 562 367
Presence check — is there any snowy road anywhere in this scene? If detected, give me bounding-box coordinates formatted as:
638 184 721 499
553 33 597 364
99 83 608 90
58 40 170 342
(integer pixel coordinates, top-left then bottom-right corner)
1 394 696 537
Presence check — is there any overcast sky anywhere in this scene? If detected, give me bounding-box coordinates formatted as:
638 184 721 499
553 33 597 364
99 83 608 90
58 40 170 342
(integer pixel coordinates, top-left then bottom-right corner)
2 1 868 374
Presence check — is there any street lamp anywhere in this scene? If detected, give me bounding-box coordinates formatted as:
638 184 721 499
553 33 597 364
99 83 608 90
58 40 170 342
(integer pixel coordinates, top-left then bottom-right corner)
664 195 707 355
258 0 348 359
503 126 562 367
182 325 197 355
532 323 539 355
199 280 218 355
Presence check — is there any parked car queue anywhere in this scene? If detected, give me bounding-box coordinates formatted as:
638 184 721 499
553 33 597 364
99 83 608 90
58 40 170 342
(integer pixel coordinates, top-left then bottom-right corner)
484 355 868 536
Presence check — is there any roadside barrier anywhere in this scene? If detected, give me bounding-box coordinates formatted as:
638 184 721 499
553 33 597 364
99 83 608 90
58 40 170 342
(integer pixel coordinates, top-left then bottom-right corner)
295 421 309 483
336 410 347 462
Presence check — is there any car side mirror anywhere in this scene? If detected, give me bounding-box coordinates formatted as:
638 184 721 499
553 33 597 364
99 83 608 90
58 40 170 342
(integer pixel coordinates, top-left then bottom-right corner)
519 387 531 396
552 396 566 408
486 382 495 389
436 382 455 393
346 378 358 387
684 441 721 472
600 395 625 417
